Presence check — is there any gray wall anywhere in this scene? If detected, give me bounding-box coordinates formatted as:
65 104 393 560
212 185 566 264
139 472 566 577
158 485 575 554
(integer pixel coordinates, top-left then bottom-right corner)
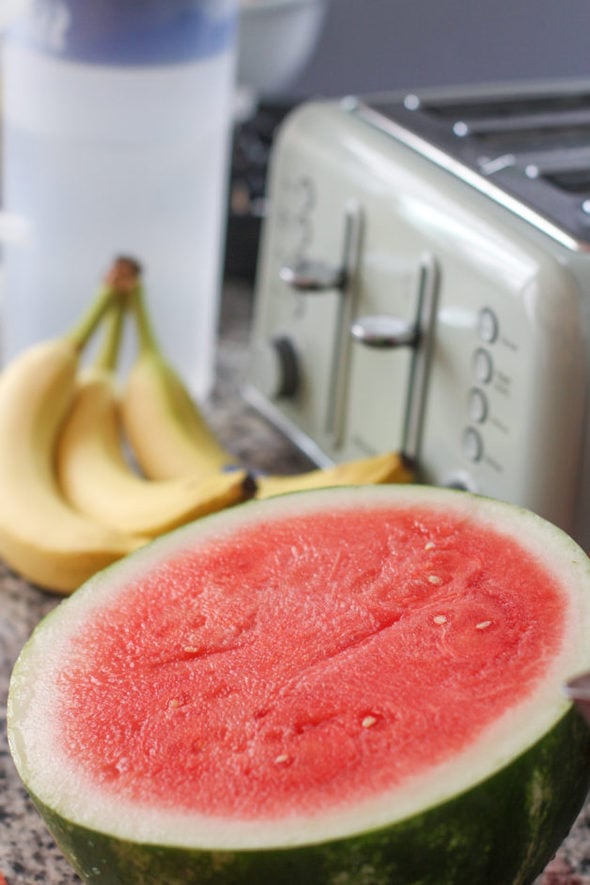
290 0 590 98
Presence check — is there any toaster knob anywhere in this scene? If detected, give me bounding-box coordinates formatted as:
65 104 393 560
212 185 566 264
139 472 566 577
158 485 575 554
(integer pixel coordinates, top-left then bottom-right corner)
350 314 418 349
254 336 300 400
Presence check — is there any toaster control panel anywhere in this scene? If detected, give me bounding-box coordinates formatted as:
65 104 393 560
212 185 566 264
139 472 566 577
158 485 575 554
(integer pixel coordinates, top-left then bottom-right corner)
246 97 587 540
462 309 500 464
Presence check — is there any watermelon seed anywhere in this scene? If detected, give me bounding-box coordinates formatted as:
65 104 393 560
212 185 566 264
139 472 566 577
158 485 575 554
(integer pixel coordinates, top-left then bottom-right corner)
168 696 190 710
424 541 436 550
274 754 290 765
361 715 377 728
433 615 447 625
476 620 492 630
427 575 442 585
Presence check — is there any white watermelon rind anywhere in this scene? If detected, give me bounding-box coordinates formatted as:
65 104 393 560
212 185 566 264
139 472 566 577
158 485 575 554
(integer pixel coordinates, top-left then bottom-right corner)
8 485 590 884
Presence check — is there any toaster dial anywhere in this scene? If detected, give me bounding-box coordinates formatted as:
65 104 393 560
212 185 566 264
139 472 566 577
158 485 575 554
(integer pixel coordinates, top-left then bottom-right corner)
251 336 300 400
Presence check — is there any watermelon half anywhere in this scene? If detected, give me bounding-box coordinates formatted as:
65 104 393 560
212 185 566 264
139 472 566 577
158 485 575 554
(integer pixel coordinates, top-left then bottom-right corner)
8 485 590 884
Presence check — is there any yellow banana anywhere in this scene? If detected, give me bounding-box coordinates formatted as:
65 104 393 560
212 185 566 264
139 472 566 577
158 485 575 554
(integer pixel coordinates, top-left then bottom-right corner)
0 286 148 594
254 451 414 500
119 282 234 481
56 305 252 537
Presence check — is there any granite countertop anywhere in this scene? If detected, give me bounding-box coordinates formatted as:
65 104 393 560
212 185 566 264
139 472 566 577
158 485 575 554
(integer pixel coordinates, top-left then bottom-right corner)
1 279 590 884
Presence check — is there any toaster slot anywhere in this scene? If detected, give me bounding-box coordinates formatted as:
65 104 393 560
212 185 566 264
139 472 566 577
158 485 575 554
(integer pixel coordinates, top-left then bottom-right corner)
451 108 590 138
414 91 590 122
542 169 590 194
469 127 590 159
480 146 590 184
438 98 590 156
514 147 590 189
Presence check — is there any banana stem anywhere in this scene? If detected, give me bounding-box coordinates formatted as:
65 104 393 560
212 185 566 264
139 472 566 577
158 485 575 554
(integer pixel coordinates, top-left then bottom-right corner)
65 255 143 355
65 284 117 353
94 299 126 372
129 284 163 360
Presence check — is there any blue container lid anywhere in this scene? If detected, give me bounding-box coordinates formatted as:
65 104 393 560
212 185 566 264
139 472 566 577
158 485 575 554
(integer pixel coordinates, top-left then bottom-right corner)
9 0 237 64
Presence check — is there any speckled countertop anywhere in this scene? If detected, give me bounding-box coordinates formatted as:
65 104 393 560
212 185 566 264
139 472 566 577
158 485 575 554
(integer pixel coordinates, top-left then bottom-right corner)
1 280 590 885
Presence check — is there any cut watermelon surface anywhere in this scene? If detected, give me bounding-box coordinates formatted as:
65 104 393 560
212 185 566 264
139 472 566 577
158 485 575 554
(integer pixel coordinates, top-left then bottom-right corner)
8 485 590 884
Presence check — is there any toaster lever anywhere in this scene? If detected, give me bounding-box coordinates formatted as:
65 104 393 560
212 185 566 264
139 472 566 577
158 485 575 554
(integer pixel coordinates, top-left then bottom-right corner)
279 202 364 448
402 255 439 464
350 315 418 349
350 254 439 466
279 259 345 292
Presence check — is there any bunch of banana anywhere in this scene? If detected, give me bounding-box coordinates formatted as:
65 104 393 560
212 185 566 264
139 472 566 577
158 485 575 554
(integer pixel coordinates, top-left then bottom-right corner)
0 258 250 595
0 282 147 594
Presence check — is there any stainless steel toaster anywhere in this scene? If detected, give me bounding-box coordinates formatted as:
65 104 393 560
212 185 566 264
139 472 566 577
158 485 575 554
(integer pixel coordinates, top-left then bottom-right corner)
244 81 590 549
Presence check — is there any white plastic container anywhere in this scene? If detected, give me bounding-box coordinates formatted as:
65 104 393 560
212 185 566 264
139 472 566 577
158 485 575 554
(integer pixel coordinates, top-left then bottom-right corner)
1 0 237 398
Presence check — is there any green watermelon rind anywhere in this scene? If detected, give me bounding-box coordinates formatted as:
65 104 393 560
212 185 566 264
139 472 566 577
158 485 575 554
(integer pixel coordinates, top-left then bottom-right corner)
8 485 590 884
26 706 590 885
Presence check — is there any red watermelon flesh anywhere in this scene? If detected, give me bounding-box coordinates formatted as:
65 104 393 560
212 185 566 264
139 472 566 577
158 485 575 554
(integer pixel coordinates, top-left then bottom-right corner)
50 498 568 828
